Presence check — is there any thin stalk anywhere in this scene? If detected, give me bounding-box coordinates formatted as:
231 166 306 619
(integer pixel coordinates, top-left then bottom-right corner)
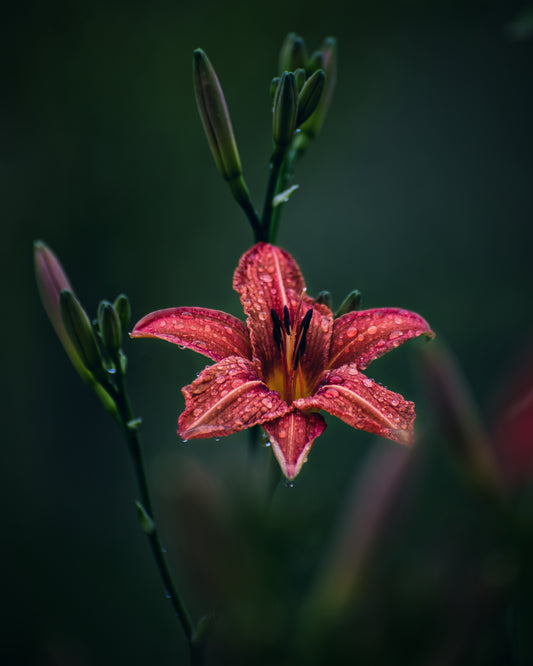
228 176 264 241
110 361 202 664
262 146 287 243
269 135 310 242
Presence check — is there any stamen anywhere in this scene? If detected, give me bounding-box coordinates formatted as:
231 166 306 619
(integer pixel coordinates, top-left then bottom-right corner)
293 308 314 369
283 305 291 334
271 308 283 352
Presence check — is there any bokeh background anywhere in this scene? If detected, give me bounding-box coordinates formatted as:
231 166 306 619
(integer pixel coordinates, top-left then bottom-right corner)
4 0 533 664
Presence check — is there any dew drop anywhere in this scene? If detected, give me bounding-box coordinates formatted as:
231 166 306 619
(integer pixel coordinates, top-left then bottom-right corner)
391 398 399 407
325 388 339 398
346 327 358 338
389 330 403 340
279 429 287 438
368 325 377 334
178 345 186 350
320 316 330 332
260 274 273 283
363 378 373 388
258 311 268 321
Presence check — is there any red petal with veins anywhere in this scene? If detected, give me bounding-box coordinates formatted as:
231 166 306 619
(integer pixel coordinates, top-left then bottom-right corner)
263 410 326 479
329 308 434 370
296 364 415 445
233 242 332 381
179 356 288 439
131 307 252 363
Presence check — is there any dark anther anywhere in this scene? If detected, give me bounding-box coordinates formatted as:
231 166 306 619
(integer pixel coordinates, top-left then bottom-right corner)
300 308 313 336
271 308 283 352
283 305 291 334
293 308 314 369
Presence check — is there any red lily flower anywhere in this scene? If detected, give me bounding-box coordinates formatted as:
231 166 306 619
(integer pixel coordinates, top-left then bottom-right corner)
131 243 434 479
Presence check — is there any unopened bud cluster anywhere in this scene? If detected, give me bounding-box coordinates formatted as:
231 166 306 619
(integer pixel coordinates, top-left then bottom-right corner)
34 241 132 417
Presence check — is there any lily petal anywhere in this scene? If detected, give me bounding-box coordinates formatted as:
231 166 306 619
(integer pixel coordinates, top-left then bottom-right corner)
263 410 326 479
296 364 415 445
329 308 434 370
131 307 252 362
179 356 288 439
233 242 332 381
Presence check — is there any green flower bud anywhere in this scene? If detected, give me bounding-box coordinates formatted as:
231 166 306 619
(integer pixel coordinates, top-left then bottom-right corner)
307 50 324 74
315 290 332 310
270 76 281 100
60 290 104 374
114 294 131 331
193 49 242 182
300 37 337 139
278 32 307 74
273 71 298 148
98 300 122 356
335 290 362 318
297 69 326 127
294 68 306 91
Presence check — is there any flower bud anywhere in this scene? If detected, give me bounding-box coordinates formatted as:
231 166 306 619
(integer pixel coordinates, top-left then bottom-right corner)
315 290 332 310
335 290 362 317
60 290 104 374
98 300 122 356
273 71 298 148
193 49 242 183
278 32 307 74
293 67 306 91
114 294 131 331
269 76 281 100
296 69 326 127
300 37 337 139
34 241 117 415
307 50 324 74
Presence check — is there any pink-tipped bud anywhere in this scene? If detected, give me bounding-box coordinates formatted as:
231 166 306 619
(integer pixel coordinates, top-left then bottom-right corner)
34 241 117 415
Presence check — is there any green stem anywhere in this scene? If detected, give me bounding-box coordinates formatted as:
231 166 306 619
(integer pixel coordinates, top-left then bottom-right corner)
228 176 264 241
269 134 311 242
110 362 202 664
262 146 287 243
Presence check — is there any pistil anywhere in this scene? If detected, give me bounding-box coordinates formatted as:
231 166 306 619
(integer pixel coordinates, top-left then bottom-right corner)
270 305 314 403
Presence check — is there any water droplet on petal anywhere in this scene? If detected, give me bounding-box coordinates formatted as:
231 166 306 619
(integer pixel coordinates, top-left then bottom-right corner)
258 311 268 321
363 378 373 388
368 325 377 334
391 398 399 407
389 330 403 340
325 388 339 398
346 327 358 338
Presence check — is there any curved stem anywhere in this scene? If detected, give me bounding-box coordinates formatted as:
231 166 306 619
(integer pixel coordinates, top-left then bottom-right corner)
111 361 201 663
228 176 264 241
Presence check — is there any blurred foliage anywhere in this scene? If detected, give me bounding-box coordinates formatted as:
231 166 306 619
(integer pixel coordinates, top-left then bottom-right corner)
3 0 533 664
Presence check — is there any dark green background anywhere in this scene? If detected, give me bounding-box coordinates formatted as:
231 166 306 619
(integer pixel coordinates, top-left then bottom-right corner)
4 0 533 664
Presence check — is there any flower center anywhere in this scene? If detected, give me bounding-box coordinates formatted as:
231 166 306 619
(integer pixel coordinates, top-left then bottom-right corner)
267 303 313 403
